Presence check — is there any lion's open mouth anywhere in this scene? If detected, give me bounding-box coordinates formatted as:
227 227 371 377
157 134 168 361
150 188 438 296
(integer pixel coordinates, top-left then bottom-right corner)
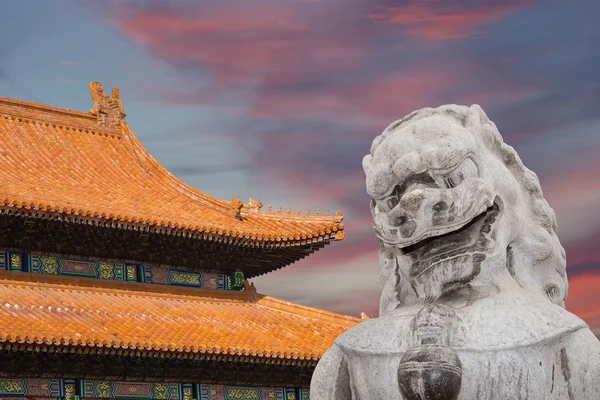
405 199 501 279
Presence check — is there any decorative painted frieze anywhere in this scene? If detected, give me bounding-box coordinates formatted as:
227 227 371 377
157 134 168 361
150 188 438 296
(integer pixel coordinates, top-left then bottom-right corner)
80 380 181 399
197 384 298 400
0 378 62 398
1 248 244 291
0 378 308 399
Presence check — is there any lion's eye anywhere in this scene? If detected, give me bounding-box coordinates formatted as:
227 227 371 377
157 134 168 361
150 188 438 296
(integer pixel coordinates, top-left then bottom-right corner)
377 194 399 213
436 158 478 188
386 196 399 210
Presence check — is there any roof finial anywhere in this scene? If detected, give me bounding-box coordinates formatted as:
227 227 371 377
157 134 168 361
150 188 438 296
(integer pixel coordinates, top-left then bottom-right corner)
276 207 282 213
326 209 330 216
287 208 291 214
248 197 263 212
316 209 321 216
267 204 272 212
336 210 343 216
296 208 301 215
88 81 126 128
242 279 257 295
229 196 244 220
305 209 311 216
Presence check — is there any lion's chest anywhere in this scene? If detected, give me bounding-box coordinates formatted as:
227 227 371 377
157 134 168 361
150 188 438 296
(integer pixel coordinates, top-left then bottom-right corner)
335 301 586 400
341 346 573 400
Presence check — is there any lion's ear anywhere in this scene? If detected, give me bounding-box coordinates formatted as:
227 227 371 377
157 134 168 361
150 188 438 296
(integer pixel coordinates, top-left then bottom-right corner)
362 154 373 174
466 104 501 149
465 104 485 131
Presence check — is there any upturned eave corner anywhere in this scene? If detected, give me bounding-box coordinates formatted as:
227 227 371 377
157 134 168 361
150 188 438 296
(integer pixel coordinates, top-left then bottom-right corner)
0 82 347 274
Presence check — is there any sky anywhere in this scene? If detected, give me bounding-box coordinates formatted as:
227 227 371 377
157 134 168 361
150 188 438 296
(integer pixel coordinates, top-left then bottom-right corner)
0 0 599 334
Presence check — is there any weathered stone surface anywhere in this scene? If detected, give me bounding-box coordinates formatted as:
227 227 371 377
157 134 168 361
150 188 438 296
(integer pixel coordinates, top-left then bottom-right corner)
311 104 600 399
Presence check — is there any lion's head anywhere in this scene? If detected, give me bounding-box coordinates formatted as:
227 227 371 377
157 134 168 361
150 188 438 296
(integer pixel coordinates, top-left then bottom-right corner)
363 105 567 314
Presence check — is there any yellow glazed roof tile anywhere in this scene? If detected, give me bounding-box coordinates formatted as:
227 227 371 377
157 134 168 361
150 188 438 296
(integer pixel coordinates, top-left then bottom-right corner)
0 272 360 361
0 94 344 246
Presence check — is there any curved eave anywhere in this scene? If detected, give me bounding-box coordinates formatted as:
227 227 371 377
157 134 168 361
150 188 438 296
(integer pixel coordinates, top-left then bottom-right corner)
0 205 345 248
0 342 321 366
0 96 345 250
0 272 361 363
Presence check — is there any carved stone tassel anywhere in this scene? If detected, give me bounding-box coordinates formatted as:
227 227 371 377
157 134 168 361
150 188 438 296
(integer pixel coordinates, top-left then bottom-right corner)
398 304 462 400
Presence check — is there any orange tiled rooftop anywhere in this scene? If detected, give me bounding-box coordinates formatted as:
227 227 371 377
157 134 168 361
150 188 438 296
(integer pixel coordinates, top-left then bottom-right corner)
0 272 360 362
0 92 344 246
0 83 359 364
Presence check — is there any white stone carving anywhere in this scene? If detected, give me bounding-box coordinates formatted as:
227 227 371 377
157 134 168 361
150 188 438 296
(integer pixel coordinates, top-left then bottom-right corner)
311 105 600 400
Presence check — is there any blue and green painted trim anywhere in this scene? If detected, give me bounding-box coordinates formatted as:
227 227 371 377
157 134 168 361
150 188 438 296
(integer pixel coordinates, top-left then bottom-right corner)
0 249 245 291
0 377 309 399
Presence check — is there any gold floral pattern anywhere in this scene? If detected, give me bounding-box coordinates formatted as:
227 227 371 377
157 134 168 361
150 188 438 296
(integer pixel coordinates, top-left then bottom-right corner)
40 257 58 274
183 387 193 400
126 265 137 281
95 381 111 398
153 383 169 399
9 254 22 269
226 386 260 399
0 379 25 394
98 262 114 280
64 384 76 400
169 271 202 286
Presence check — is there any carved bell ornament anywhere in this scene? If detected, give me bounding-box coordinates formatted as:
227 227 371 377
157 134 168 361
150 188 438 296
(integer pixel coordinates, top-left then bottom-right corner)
398 305 462 400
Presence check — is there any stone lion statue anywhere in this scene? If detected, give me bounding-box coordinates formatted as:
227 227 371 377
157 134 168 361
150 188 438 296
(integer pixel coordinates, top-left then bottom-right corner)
311 105 600 399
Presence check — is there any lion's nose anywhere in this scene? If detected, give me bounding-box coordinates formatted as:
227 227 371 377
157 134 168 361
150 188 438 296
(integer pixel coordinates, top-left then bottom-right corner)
432 201 448 212
399 221 417 238
389 214 416 238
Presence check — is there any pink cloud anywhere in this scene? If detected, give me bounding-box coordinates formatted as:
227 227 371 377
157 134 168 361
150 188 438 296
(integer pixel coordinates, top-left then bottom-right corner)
247 67 459 124
107 0 600 322
567 273 600 330
564 235 600 273
368 1 534 40
544 158 600 198
110 1 531 126
542 157 600 243
114 1 368 86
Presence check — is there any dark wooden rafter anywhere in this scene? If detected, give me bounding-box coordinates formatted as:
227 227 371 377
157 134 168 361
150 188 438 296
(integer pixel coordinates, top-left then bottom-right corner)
0 212 331 278
0 348 315 388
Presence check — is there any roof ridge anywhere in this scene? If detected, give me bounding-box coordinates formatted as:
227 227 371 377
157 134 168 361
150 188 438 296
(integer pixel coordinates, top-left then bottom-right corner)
256 294 361 326
246 210 344 223
0 271 253 302
0 96 120 136
0 96 92 119
0 271 360 325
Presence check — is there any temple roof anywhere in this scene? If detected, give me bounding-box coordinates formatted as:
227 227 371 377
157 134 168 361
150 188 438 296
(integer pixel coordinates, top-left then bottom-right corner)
0 272 360 363
0 92 344 248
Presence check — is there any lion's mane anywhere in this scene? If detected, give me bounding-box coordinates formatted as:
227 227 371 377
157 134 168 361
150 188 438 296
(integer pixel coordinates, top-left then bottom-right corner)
366 104 567 309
